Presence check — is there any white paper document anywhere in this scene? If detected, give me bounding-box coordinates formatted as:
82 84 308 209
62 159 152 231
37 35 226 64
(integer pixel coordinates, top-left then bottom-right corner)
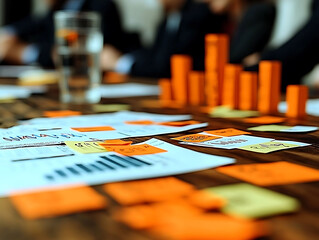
279 99 319 117
0 85 31 99
100 83 159 98
0 138 235 197
181 135 273 149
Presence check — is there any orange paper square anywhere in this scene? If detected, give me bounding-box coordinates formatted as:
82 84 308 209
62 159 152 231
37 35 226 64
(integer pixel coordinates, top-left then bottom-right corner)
125 120 155 125
104 177 195 205
243 116 286 124
10 186 108 219
158 120 200 127
99 139 132 146
205 128 251 137
71 126 115 132
43 110 82 118
172 134 221 143
103 144 167 156
217 161 319 186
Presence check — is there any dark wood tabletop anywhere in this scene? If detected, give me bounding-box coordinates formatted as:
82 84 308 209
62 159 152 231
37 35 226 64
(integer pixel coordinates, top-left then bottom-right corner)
0 79 318 240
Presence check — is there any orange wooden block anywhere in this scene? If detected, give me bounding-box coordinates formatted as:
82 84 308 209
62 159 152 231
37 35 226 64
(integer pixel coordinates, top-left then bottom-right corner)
10 186 108 219
217 161 319 186
189 71 206 106
104 177 195 205
205 34 229 107
71 126 115 132
286 85 308 119
258 61 282 114
222 64 242 109
171 55 192 105
159 78 173 105
239 72 258 111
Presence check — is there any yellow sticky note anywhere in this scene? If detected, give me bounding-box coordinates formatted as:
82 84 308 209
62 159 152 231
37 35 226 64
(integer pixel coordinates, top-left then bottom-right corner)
10 185 108 219
172 134 221 143
65 141 108 154
217 161 319 186
238 141 300 153
207 183 299 218
247 125 292 132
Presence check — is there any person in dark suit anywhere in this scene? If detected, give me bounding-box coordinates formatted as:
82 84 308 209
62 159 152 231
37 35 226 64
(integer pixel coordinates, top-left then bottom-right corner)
101 0 225 78
246 0 319 91
0 0 133 67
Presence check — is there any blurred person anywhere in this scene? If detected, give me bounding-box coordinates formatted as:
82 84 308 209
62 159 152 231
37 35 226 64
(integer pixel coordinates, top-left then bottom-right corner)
101 0 225 78
245 0 319 91
0 0 131 67
206 0 276 64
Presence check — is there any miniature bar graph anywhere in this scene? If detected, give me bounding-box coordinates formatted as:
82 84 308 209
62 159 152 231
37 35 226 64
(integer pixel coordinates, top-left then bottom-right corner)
159 78 173 105
258 61 282 114
171 55 192 105
205 34 229 107
189 71 205 106
286 85 308 119
222 64 242 109
239 71 258 111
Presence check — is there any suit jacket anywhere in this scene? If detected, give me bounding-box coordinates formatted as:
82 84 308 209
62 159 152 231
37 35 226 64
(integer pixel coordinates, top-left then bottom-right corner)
130 0 225 78
11 0 132 67
247 0 319 91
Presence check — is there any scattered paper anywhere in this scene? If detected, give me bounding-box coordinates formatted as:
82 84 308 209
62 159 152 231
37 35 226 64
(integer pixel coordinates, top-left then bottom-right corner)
0 85 31 99
172 134 221 143
102 144 167 156
238 141 301 153
216 161 319 186
100 83 159 98
207 183 300 218
10 185 107 219
0 138 235 197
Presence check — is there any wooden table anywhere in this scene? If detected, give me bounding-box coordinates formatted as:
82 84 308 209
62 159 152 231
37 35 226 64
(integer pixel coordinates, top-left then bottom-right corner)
0 81 319 240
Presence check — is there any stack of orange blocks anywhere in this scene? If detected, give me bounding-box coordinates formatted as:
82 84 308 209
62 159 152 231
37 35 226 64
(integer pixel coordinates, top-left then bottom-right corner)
158 34 308 118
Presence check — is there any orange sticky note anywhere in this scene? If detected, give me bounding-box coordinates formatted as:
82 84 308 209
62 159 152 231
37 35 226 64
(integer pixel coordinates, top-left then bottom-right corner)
171 55 193 105
104 177 195 205
71 126 115 132
10 186 108 219
103 144 167 156
217 161 319 186
286 85 308 119
186 190 226 210
258 61 281 114
222 64 242 109
205 128 251 137
99 139 132 146
243 116 286 124
151 213 268 240
125 120 154 125
239 72 258 111
158 120 200 127
189 71 206 106
114 200 202 230
43 110 82 118
172 134 221 143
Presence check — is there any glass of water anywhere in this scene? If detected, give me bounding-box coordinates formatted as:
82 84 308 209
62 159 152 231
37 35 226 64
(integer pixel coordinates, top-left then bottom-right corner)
54 11 103 104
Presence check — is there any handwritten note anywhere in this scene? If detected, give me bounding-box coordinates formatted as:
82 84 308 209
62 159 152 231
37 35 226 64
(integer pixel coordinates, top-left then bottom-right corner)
65 141 108 154
205 128 251 137
10 186 108 219
216 162 319 186
103 144 167 156
207 183 299 218
71 126 115 132
172 134 221 143
243 116 286 124
238 141 300 153
104 177 195 205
